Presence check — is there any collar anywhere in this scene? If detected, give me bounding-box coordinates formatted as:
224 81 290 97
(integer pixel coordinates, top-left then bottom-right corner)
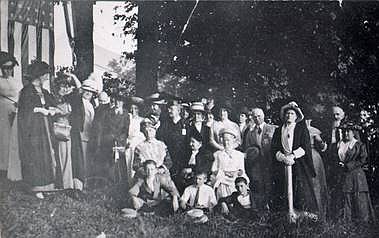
284 122 296 128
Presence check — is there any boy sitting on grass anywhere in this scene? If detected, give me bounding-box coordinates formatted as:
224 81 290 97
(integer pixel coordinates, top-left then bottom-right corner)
218 177 258 220
127 160 179 215
180 170 217 212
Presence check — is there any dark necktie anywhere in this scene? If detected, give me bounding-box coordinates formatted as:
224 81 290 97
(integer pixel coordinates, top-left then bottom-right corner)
256 125 262 135
194 186 200 207
335 128 341 142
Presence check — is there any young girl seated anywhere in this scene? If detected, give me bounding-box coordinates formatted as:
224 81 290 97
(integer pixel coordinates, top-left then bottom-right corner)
127 160 179 215
180 170 217 212
133 117 172 179
211 128 249 200
218 177 258 220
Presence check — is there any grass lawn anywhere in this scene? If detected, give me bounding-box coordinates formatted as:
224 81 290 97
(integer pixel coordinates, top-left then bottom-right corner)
1 179 378 238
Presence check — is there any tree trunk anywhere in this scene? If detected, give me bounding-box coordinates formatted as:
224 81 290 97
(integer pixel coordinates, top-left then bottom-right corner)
135 1 159 97
71 1 94 82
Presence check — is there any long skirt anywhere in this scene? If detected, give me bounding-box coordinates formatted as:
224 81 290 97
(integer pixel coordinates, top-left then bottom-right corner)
7 116 22 181
311 148 328 221
344 192 376 222
58 140 74 189
0 99 12 171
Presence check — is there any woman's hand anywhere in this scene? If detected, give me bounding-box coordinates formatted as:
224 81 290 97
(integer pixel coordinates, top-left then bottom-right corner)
34 107 49 116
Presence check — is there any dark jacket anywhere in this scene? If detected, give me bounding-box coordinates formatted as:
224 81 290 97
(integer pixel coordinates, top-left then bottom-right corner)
341 141 369 192
271 122 318 213
218 190 258 215
18 84 58 187
186 123 211 151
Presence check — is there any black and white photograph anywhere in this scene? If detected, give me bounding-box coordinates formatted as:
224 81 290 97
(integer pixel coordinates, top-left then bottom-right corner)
0 0 379 237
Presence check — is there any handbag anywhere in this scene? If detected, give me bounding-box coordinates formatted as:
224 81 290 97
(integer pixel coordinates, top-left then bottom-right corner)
53 122 72 141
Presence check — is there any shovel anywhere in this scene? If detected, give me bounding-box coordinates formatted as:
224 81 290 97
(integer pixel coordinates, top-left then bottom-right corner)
285 165 299 223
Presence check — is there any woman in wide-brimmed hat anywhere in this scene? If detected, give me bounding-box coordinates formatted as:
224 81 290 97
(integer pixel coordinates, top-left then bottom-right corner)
271 101 318 222
63 73 99 191
336 121 376 222
186 102 211 151
0 51 23 181
18 60 61 199
52 72 81 189
132 116 173 180
211 127 249 200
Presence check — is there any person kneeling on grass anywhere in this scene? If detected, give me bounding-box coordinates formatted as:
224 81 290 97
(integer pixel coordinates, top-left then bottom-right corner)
127 160 179 215
218 177 258 221
180 170 217 212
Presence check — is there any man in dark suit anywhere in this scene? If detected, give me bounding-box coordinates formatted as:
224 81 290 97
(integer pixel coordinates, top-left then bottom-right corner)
243 108 276 210
323 106 345 219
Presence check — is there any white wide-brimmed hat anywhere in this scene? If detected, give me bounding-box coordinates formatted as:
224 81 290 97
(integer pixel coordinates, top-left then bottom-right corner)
190 102 205 112
280 101 304 123
186 209 209 224
81 79 99 94
219 127 238 138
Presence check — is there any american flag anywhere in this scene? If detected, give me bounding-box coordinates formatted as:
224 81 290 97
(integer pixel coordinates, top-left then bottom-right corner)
0 0 54 86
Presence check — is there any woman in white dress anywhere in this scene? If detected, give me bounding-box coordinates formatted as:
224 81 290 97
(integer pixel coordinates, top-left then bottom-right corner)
125 96 145 185
0 51 23 181
211 128 248 200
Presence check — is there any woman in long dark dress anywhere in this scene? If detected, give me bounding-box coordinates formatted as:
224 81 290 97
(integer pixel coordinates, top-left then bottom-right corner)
337 122 376 222
271 101 318 222
18 61 59 199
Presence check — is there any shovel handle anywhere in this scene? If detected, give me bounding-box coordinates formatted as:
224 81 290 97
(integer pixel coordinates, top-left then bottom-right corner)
285 165 295 214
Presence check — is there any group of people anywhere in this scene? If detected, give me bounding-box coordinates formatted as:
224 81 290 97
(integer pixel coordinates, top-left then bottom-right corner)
0 51 376 224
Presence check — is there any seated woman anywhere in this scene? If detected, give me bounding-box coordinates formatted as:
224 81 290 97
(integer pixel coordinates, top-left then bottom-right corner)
218 177 258 220
127 160 179 215
133 117 172 179
211 128 249 200
337 122 376 223
177 133 214 193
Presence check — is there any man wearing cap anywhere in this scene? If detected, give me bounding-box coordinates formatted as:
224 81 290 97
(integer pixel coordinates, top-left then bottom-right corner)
243 108 276 210
145 92 166 127
157 100 187 183
0 51 22 180
271 101 318 221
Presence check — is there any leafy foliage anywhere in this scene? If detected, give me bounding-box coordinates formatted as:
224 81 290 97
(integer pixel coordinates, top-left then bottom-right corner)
115 1 379 167
103 57 136 97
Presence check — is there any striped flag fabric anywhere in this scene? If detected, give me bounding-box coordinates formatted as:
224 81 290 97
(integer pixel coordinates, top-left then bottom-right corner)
0 0 54 88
